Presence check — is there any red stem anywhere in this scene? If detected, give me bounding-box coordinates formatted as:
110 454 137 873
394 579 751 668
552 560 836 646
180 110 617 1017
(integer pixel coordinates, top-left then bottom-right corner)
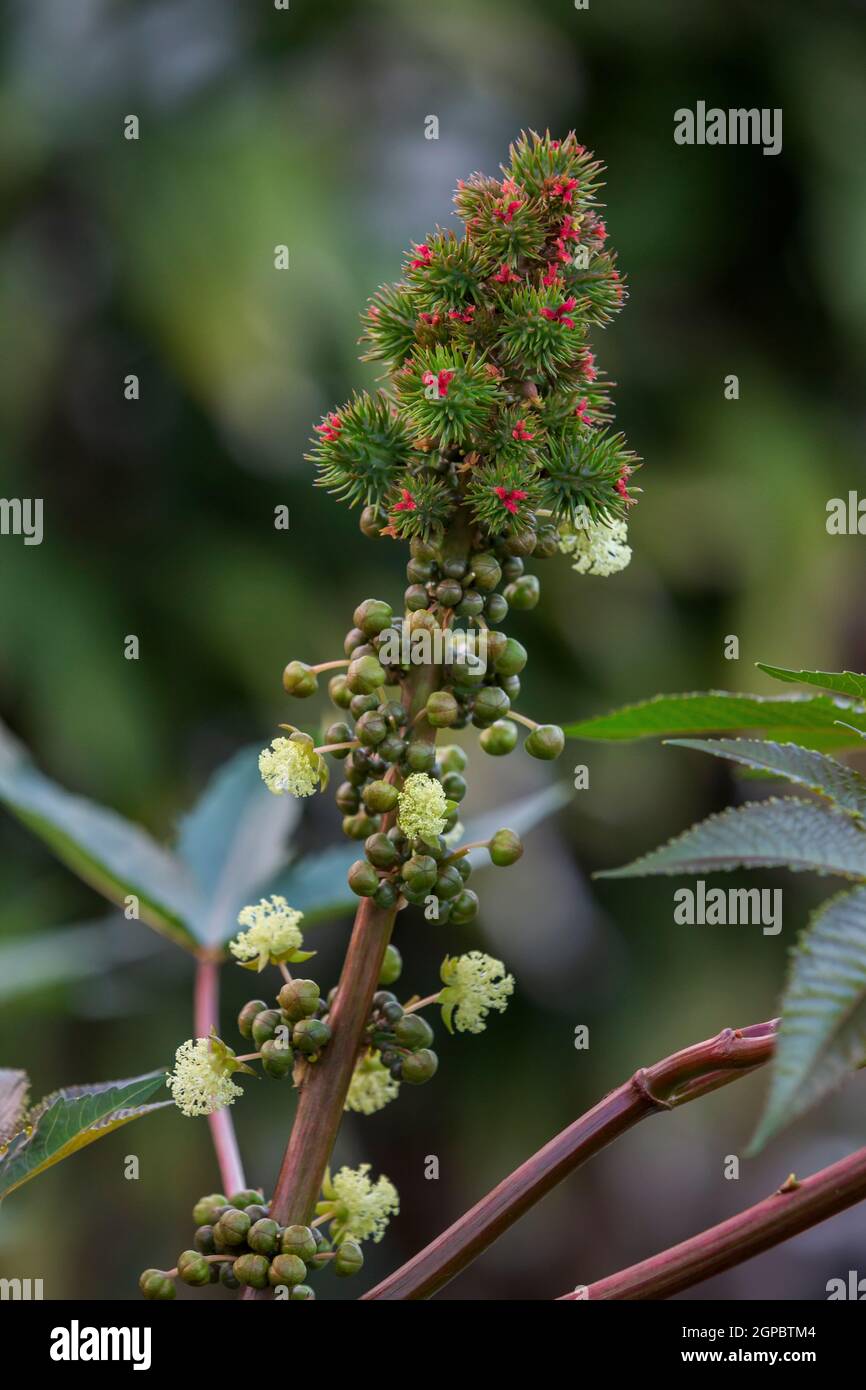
194 957 247 1196
362 1019 778 1300
559 1145 866 1300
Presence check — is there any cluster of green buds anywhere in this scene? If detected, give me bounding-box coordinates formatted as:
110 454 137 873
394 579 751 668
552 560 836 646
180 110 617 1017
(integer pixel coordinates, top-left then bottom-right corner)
139 1188 367 1300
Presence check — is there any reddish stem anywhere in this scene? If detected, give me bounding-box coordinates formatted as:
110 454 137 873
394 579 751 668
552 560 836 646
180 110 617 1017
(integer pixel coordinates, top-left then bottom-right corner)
362 1019 778 1300
194 957 247 1196
559 1146 866 1300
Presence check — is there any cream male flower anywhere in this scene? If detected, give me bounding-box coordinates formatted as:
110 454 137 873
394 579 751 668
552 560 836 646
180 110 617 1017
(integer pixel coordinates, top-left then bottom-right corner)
558 505 631 577
397 771 448 841
229 895 305 972
439 951 515 1034
317 1163 399 1244
165 1036 249 1117
344 1050 400 1115
259 734 326 797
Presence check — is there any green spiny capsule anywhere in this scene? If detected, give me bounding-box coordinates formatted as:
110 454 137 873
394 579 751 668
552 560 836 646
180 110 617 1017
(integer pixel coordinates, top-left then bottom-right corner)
277 978 321 1021
261 1037 294 1079
177 1250 211 1287
472 685 511 726
450 889 480 925
479 719 518 756
214 1209 252 1247
406 741 437 772
425 691 459 728
363 780 400 814
269 1253 308 1287
194 1225 216 1255
251 1008 284 1048
393 1013 434 1050
347 653 386 694
489 828 524 866
280 1225 318 1262
354 598 394 637
504 574 540 610
379 943 402 985
139 1269 176 1300
290 1283 316 1300
401 854 438 893
333 1240 365 1277
233 1253 271 1289
365 831 398 868
192 1193 229 1226
248 1218 281 1255
292 1017 331 1055
401 1048 439 1084
493 637 528 677
525 723 565 760
282 660 318 698
349 858 380 897
237 999 269 1040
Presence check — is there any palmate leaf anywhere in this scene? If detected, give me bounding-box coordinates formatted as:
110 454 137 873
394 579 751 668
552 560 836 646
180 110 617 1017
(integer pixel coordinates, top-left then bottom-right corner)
598 798 866 881
565 691 866 751
667 739 866 820
750 887 866 1151
0 1072 169 1200
756 664 866 702
0 723 202 952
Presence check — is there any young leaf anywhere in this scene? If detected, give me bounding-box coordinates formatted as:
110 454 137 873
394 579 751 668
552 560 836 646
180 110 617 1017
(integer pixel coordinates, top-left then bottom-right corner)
756 665 866 702
0 723 202 952
749 887 866 1151
597 798 866 881
667 739 866 820
176 746 301 947
0 1072 169 1200
565 692 866 750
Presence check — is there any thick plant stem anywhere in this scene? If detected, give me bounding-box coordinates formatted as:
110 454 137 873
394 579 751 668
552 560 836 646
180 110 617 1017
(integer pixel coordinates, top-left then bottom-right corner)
194 957 247 1196
241 659 441 1298
559 1145 866 1300
362 1019 777 1300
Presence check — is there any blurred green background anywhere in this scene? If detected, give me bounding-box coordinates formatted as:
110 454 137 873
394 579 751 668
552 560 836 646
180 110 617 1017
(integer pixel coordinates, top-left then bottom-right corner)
1 0 865 1300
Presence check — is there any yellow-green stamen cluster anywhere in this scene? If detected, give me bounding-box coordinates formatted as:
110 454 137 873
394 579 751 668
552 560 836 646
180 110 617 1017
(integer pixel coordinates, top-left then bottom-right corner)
165 1037 245 1118
229 896 305 972
318 1163 399 1244
344 1050 400 1115
397 772 448 841
439 951 515 1034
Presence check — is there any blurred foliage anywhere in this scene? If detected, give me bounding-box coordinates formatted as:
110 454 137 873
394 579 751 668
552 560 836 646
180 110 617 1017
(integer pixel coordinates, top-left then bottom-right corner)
0 0 865 1300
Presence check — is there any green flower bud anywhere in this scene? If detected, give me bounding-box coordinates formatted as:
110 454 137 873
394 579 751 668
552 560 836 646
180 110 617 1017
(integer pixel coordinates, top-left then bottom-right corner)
354 598 394 637
504 574 540 610
344 626 367 656
282 660 318 698
364 831 398 868
456 588 484 618
494 638 528 677
347 654 386 695
382 999 404 1024
441 553 468 579
349 858 380 897
269 1253 307 1288
290 1283 316 1300
406 556 434 583
435 579 463 608
214 1209 251 1247
501 555 524 581
406 740 436 772
233 1253 271 1289
277 979 321 1021
433 864 464 900
363 780 400 814
441 771 467 802
329 674 352 709
324 721 353 755
343 811 379 840
379 734 407 763
219 1261 241 1290
356 710 388 746
177 1250 211 1287
360 505 382 538
401 1048 439 1084
251 1008 284 1048
229 1188 265 1209
248 1218 281 1255
244 1204 270 1223
479 719 518 756
393 1013 434 1049
379 943 402 985
139 1269 176 1300
292 1017 332 1055
192 1193 229 1226
194 1225 216 1255
237 1000 269 1041
499 673 521 699
350 692 379 719
373 879 398 910
473 685 511 726
471 551 502 591
335 781 361 814
450 889 480 925
525 723 565 760
456 856 472 881
333 1240 365 1277
504 527 536 556
280 1225 318 1262
401 854 438 892
261 1038 294 1079
405 583 431 611
426 691 459 728
489 828 524 866
438 744 467 774
485 592 509 623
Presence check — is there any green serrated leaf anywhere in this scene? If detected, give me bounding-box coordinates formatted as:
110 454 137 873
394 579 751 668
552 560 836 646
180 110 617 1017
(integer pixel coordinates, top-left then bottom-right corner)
0 723 202 952
597 798 866 881
749 887 866 1151
564 692 866 750
0 1072 169 1200
756 665 866 702
667 739 866 820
